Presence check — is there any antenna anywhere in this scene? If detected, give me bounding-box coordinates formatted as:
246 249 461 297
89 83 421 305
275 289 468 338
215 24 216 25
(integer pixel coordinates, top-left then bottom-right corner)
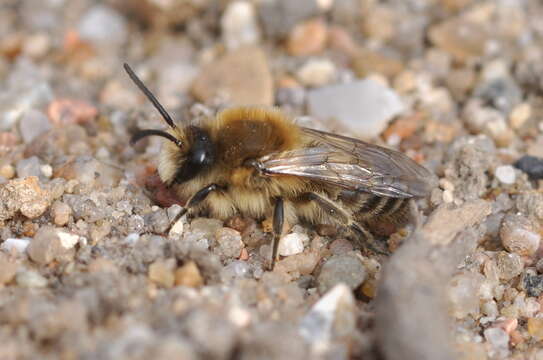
123 63 177 129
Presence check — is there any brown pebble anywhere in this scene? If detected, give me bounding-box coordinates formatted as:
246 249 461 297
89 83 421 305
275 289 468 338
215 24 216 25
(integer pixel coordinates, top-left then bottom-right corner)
225 216 251 233
0 132 18 150
327 25 358 57
0 254 17 285
51 200 72 226
88 258 118 273
329 238 353 255
286 18 327 56
48 99 98 126
175 261 204 288
149 259 176 288
239 248 249 261
383 113 423 141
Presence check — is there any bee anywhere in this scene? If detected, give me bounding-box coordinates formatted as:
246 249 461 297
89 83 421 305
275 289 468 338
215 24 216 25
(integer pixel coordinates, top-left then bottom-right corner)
124 63 437 269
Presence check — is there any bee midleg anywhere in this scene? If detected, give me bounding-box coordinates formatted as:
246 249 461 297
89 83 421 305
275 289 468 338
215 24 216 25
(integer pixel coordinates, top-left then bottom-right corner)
270 197 284 271
168 183 224 230
302 192 389 255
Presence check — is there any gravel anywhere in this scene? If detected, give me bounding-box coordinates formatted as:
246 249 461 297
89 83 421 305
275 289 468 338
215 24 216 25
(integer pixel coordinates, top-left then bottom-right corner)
2 1 543 359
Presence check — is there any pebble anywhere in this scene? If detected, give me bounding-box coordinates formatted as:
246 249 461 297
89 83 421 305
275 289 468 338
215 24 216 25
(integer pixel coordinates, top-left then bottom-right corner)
509 102 531 129
494 165 516 185
145 209 170 234
328 238 353 255
220 261 252 283
18 109 52 144
258 0 320 37
483 327 510 355
40 164 52 178
148 258 176 288
277 233 307 256
0 164 15 179
429 17 489 62
215 228 244 258
528 318 543 341
0 176 50 220
275 251 320 276
27 227 77 265
15 269 48 288
191 46 273 106
286 18 327 56
474 77 522 115
221 1 261 50
500 214 540 256
175 261 204 288
47 99 98 126
495 252 523 281
169 217 185 239
16 156 42 179
448 272 483 319
0 254 17 284
316 253 366 294
296 58 336 87
54 156 121 188
78 5 128 47
299 283 357 346
352 48 404 79
1 238 30 254
22 33 50 59
514 155 543 181
307 79 404 139
523 274 543 297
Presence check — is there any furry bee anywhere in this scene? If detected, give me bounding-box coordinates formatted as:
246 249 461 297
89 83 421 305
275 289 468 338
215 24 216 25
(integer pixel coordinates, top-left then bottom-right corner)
124 63 437 269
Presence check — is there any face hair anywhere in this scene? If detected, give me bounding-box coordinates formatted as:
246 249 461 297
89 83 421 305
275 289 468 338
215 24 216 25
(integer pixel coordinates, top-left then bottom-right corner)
130 129 182 147
123 63 177 129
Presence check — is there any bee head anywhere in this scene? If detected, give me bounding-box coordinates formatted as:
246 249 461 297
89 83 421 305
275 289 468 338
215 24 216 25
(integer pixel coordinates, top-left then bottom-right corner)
124 63 216 185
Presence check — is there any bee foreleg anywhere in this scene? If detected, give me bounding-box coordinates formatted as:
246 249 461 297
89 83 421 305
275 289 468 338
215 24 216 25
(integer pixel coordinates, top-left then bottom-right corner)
302 192 390 256
168 183 224 232
269 197 284 271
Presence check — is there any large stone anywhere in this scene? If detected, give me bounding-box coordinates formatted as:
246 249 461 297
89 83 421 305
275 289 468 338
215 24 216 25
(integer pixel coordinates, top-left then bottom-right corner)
191 46 273 106
307 79 404 138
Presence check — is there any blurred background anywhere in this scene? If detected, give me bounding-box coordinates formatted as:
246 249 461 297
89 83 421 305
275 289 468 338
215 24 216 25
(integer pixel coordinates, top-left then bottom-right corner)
1 1 543 359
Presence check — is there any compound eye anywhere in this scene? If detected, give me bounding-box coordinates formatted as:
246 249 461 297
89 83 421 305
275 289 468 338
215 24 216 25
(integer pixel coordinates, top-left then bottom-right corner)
192 149 207 165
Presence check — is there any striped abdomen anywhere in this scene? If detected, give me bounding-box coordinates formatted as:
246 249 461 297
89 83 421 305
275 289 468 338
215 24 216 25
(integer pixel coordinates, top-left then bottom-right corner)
339 191 411 227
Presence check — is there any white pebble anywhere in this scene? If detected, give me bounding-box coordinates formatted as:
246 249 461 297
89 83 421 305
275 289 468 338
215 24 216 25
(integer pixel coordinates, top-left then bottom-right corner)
442 189 454 203
495 165 516 185
277 233 307 256
1 238 30 253
40 164 53 178
123 233 140 244
221 1 261 50
169 218 185 238
57 231 79 249
296 59 337 87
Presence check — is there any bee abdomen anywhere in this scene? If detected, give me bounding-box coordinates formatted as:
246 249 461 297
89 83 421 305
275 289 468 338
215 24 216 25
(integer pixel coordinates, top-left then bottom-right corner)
357 196 407 220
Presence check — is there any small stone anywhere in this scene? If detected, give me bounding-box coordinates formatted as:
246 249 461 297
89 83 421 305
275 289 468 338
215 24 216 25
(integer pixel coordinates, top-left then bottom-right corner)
448 272 483 319
215 227 243 258
0 254 17 284
429 17 489 62
495 165 516 185
509 103 531 129
286 18 327 56
474 77 522 115
0 164 15 179
40 164 53 178
514 155 543 181
296 58 336 87
18 110 52 144
277 233 307 256
0 177 50 220
308 79 404 139
22 33 50 59
47 99 98 126
352 48 404 79
221 1 261 50
1 238 30 253
220 260 252 283
16 156 42 179
299 283 357 346
484 327 509 353
275 250 320 275
54 156 121 188
496 252 523 281
329 238 353 255
317 253 366 294
481 301 499 318
258 0 320 38
50 201 72 226
191 46 273 106
528 318 543 341
500 214 540 256
175 261 204 287
78 5 128 47
523 274 543 297
169 217 185 238
27 227 77 265
145 209 170 234
16 270 47 288
148 258 176 288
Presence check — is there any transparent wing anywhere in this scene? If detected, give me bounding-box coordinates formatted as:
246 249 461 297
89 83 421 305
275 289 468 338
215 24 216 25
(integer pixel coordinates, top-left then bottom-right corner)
256 127 437 198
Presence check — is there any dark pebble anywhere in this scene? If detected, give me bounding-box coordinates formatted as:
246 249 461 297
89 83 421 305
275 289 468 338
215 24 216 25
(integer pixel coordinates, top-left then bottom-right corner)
514 155 543 180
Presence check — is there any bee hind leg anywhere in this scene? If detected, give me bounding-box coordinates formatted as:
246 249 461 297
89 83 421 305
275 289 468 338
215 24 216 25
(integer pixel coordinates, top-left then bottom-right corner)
302 192 390 256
